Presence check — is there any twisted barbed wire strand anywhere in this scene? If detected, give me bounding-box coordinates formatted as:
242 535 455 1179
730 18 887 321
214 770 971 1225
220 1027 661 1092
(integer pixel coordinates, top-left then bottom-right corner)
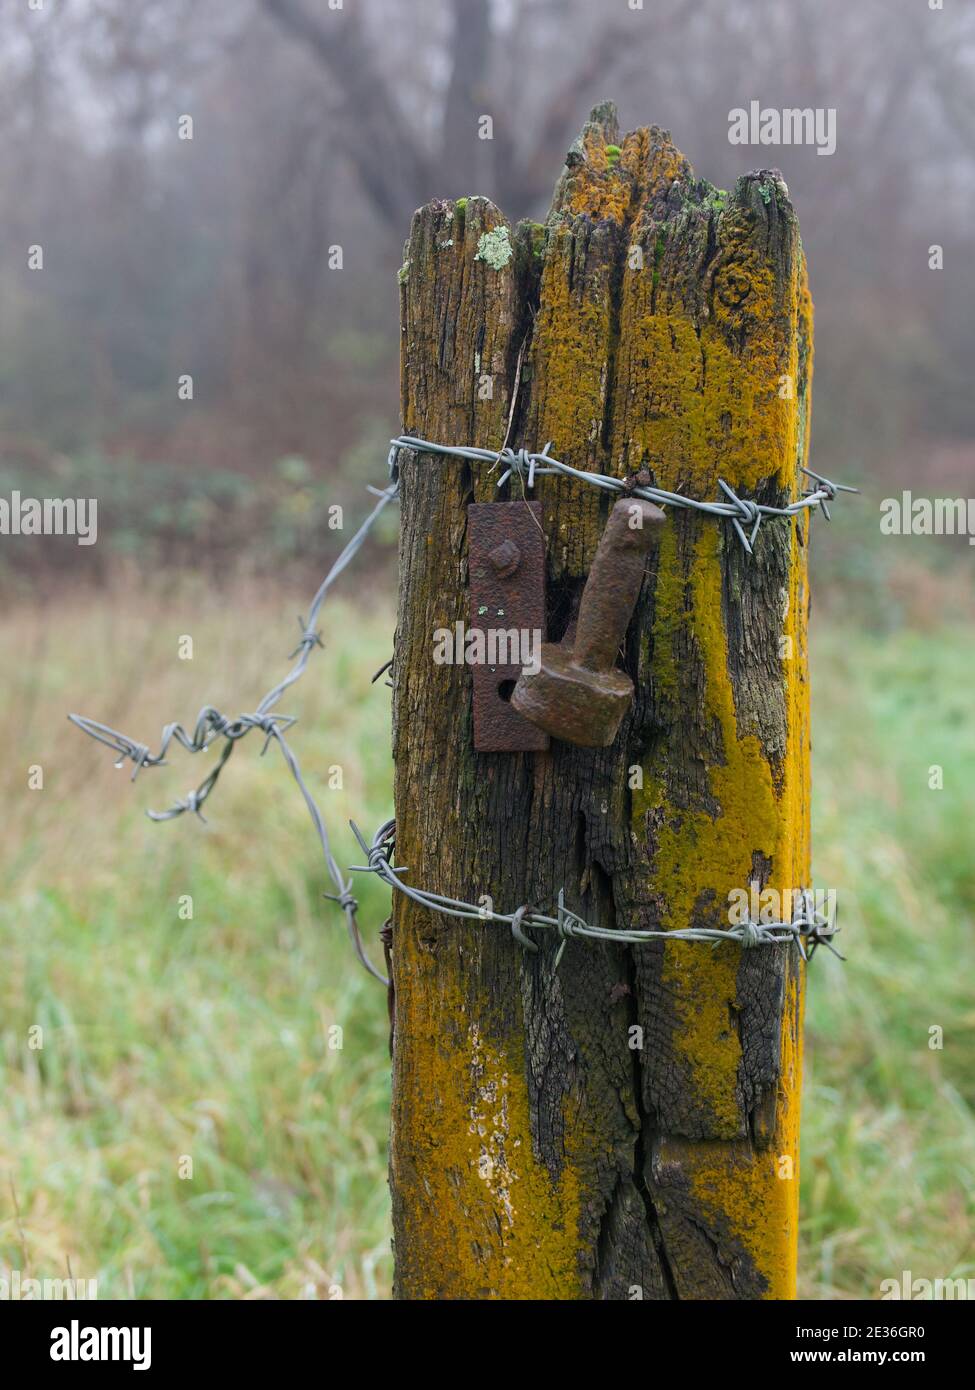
389 436 857 554
350 820 843 965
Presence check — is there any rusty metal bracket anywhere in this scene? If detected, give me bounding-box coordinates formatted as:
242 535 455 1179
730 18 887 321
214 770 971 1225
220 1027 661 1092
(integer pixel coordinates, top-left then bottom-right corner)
467 502 549 752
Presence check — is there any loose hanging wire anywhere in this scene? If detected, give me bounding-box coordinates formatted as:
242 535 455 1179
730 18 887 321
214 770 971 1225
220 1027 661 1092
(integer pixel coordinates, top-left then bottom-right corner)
70 476 400 984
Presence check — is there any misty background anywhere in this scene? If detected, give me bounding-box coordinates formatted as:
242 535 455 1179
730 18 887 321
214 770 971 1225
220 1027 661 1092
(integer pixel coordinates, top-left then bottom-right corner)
2 0 974 588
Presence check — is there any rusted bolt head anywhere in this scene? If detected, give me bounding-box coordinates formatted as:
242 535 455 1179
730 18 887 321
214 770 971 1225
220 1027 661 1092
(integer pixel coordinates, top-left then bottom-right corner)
488 539 521 578
512 645 634 746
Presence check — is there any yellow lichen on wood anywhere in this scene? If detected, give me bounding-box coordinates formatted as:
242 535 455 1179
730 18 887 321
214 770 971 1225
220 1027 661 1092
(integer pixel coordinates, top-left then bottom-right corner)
636 523 783 1133
531 231 614 462
615 261 797 495
394 107 814 1300
559 123 688 223
392 962 584 1299
638 546 806 1287
615 151 812 1297
655 956 805 1299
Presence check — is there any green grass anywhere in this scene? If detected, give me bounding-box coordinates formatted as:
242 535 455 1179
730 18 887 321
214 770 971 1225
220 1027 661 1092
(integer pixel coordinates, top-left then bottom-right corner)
0 573 972 1299
799 623 975 1297
1 577 396 1299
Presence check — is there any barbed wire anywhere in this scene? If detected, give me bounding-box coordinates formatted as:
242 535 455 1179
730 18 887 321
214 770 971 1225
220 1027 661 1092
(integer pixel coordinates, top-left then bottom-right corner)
69 435 850 988
70 478 400 984
389 436 857 554
349 819 843 966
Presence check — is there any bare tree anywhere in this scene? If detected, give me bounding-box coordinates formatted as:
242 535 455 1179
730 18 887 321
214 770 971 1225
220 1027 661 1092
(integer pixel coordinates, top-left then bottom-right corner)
260 0 698 228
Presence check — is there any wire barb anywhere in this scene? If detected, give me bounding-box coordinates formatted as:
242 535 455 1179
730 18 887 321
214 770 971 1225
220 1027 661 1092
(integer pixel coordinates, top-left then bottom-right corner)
390 435 857 554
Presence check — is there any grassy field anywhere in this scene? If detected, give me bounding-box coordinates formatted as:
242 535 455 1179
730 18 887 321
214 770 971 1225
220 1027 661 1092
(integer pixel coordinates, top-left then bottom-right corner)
1 565 972 1299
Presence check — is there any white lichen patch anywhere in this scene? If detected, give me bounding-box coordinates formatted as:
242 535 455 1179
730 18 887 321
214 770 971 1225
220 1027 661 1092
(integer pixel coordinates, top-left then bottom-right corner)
475 225 513 271
467 1025 516 1230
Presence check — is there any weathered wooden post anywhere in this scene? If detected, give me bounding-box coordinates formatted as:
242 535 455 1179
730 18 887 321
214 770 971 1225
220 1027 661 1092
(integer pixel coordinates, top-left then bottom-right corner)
390 104 813 1299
